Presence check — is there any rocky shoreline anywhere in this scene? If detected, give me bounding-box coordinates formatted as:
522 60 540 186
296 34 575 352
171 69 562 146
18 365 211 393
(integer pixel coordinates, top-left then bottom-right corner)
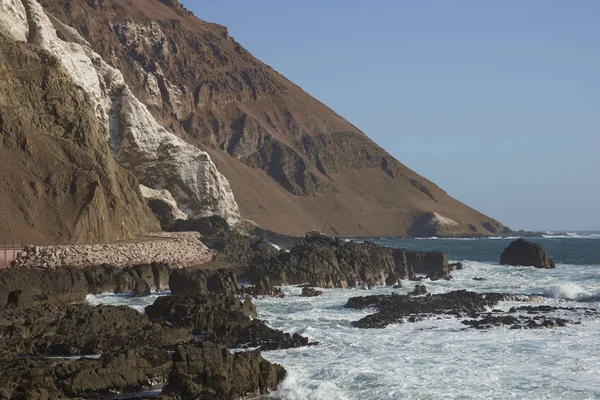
0 222 594 399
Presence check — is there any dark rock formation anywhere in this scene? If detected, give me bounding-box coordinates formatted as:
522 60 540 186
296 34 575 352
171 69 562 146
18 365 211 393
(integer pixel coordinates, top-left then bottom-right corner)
242 297 257 319
145 292 309 351
410 284 428 296
346 290 506 328
170 215 231 238
169 268 239 296
345 290 598 330
449 262 464 271
0 263 171 309
163 342 285 400
301 287 324 297
240 277 285 298
500 238 556 269
244 232 451 288
0 298 286 399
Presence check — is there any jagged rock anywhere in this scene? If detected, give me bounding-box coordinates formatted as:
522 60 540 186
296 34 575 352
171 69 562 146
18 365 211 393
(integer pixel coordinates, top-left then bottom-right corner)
132 279 152 297
163 342 285 400
346 290 507 329
168 268 238 296
241 297 257 319
410 284 428 296
145 293 309 351
449 262 463 271
0 263 171 308
0 349 172 400
0 303 191 357
301 287 323 297
500 238 556 269
139 184 188 227
243 232 450 288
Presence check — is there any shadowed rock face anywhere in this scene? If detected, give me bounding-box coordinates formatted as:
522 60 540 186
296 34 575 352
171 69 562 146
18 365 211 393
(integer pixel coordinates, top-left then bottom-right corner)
0 297 287 399
39 0 508 238
239 232 450 288
500 238 556 269
0 263 171 308
345 290 599 330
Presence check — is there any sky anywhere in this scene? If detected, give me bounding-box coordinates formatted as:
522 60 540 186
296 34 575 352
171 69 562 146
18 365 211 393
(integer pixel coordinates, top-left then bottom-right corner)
181 1 599 232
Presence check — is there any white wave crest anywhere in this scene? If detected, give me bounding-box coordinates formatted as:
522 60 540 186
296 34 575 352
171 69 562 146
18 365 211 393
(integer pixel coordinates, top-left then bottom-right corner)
542 283 600 302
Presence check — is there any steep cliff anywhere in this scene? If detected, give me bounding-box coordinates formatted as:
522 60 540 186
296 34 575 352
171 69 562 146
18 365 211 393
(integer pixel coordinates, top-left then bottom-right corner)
0 0 242 243
0 29 158 243
38 0 508 237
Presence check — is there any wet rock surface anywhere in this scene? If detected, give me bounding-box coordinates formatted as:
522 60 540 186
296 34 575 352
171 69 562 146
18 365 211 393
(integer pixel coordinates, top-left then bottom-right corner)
0 289 291 399
301 287 324 297
169 268 239 296
242 232 451 289
145 292 310 351
500 238 556 269
347 290 599 330
163 342 286 400
347 290 506 328
0 263 171 308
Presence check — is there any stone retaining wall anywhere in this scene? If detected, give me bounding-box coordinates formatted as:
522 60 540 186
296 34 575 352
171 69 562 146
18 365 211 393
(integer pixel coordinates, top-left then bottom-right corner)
11 232 213 269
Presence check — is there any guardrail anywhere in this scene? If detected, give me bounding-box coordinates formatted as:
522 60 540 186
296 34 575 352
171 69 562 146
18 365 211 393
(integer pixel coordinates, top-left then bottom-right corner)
0 241 22 268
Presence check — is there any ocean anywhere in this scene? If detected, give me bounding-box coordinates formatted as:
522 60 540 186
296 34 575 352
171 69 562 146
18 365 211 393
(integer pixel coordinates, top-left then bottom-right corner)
89 234 600 399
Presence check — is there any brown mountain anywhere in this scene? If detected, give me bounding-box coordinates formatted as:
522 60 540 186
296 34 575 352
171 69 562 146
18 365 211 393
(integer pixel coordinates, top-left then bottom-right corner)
0 30 159 244
37 0 507 237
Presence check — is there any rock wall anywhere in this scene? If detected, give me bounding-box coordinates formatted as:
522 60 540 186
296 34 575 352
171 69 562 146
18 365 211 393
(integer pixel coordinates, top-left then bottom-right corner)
11 232 213 269
0 263 171 308
243 232 451 288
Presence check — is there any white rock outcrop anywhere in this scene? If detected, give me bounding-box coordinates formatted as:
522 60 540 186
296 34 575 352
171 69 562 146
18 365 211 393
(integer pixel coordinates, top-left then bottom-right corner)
140 184 188 225
1 0 241 225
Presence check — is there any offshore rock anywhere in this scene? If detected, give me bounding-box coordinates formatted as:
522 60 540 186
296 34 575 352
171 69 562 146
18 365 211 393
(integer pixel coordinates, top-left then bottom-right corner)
346 290 506 328
301 287 323 297
500 238 556 269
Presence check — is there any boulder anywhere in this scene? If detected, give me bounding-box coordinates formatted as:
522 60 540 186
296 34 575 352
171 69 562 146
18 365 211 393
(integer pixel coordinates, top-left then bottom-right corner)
169 268 238 296
163 342 285 400
242 297 257 319
500 238 556 269
139 185 188 228
301 287 323 297
410 284 428 296
132 279 151 297
145 293 309 351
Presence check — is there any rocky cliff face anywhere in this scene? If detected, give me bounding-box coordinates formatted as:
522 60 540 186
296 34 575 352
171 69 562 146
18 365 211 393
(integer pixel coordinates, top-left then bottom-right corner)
37 0 508 237
0 0 241 244
0 27 158 244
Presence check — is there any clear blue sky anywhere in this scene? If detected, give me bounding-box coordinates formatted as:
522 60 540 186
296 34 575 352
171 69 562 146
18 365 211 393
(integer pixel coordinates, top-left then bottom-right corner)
181 1 599 232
